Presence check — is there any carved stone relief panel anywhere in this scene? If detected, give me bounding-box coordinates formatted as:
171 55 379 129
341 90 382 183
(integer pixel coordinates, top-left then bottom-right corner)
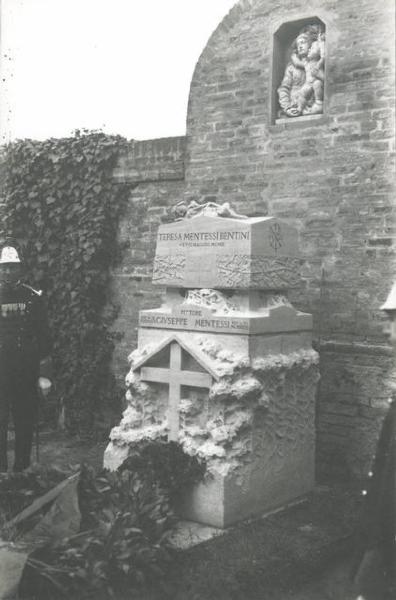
216 256 301 288
274 19 326 120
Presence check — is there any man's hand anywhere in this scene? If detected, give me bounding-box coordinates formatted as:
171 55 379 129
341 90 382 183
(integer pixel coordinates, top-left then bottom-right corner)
285 105 301 117
38 377 52 397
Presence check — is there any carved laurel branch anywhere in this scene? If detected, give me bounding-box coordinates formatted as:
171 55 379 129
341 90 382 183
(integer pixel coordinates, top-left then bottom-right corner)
216 256 301 288
152 255 186 282
152 254 300 289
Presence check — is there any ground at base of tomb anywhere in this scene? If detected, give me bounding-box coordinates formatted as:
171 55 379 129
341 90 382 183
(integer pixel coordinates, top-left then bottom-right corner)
2 431 378 600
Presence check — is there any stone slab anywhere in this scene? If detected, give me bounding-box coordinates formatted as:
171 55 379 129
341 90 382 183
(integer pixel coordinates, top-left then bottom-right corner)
136 328 313 360
153 215 300 289
139 303 312 335
167 496 306 550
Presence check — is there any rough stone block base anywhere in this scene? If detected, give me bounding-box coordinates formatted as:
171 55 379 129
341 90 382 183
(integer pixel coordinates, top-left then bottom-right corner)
179 430 315 528
105 334 318 528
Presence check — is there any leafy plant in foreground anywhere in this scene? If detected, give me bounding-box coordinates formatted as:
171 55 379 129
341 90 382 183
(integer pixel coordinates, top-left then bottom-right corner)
18 441 206 599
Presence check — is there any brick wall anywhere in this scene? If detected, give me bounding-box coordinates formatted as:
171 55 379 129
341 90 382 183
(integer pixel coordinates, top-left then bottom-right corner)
111 0 395 480
110 137 186 379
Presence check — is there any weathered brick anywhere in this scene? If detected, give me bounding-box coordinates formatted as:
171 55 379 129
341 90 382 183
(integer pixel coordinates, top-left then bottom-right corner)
319 402 359 417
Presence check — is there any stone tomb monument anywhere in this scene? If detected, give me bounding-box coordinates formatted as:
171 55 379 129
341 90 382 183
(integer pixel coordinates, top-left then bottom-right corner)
105 203 319 528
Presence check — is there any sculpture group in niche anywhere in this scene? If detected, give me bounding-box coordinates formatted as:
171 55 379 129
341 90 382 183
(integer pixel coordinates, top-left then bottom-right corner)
278 24 325 118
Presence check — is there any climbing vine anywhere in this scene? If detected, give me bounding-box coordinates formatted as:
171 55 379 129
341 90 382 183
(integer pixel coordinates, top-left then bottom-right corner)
0 131 131 434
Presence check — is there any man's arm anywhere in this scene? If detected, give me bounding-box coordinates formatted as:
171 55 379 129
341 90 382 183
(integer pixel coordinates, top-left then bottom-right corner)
277 64 302 117
29 289 53 377
277 64 293 111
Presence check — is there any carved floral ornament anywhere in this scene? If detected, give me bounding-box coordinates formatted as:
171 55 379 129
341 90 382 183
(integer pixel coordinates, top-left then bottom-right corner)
277 23 325 118
183 289 238 314
171 200 248 221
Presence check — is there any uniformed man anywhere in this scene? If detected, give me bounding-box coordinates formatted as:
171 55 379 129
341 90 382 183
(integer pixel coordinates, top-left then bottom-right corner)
352 282 396 599
0 244 52 472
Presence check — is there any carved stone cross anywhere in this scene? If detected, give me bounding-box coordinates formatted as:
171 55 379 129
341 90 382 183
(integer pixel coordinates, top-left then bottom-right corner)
140 341 212 441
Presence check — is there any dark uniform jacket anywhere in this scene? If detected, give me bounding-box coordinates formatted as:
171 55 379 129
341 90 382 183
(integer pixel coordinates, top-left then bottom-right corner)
0 281 52 380
353 399 396 598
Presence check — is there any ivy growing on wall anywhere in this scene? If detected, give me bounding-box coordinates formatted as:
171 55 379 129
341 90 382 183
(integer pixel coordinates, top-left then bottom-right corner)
1 131 131 434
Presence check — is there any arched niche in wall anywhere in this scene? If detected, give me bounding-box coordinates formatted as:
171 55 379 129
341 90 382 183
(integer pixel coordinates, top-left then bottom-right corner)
271 16 326 124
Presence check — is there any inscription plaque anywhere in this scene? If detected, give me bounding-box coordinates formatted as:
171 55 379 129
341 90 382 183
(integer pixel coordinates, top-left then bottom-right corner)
139 303 312 335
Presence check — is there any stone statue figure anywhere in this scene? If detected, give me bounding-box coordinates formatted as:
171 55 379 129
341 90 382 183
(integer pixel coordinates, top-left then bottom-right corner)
277 25 325 118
